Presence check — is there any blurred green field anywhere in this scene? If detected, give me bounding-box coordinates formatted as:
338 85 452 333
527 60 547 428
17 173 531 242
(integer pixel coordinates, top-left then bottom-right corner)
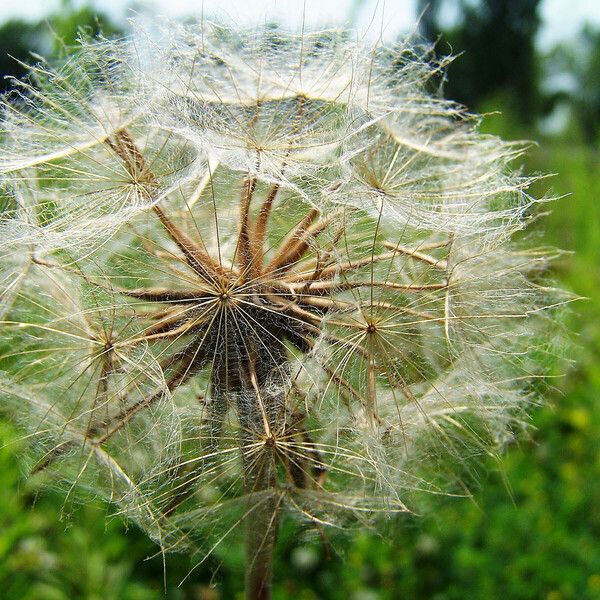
1 118 599 598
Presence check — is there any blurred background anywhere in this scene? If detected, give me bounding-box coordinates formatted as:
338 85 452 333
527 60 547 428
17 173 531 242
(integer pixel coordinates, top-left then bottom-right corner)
0 1 598 598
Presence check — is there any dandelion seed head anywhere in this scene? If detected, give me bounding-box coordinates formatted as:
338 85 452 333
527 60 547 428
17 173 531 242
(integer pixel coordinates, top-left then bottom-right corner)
0 17 568 568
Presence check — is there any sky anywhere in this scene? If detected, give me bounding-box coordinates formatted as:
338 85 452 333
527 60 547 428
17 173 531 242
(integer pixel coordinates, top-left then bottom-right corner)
0 0 598 50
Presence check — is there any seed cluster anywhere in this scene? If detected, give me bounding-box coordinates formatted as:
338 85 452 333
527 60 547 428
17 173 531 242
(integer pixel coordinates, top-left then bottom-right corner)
0 20 562 571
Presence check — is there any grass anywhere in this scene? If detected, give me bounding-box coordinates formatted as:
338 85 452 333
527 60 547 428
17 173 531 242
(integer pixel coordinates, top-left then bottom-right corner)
1 131 599 599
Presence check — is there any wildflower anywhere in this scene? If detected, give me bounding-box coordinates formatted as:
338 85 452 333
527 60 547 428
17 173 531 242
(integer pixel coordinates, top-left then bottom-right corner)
0 19 563 599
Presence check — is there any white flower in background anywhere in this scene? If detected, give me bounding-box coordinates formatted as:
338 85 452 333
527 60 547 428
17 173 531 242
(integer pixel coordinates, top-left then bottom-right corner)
0 19 565 600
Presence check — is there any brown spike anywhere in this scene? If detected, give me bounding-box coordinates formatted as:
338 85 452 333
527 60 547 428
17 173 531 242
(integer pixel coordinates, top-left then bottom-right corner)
264 208 320 274
93 340 210 445
284 249 403 282
252 183 280 272
117 287 210 302
298 280 448 294
237 174 259 279
107 129 225 285
382 241 448 269
153 205 226 284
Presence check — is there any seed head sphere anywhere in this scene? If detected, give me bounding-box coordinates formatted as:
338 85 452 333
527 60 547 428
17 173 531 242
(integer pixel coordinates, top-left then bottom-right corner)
0 18 564 587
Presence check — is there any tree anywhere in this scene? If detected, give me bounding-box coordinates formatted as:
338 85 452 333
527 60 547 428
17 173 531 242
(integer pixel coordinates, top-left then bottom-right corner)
0 3 121 93
417 0 542 123
0 20 45 93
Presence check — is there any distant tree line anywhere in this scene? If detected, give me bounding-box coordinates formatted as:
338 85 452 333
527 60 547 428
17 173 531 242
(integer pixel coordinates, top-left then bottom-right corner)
417 0 600 144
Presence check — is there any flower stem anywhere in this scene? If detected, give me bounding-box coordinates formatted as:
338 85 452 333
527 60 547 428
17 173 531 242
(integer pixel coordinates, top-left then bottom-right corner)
215 348 284 600
244 450 279 600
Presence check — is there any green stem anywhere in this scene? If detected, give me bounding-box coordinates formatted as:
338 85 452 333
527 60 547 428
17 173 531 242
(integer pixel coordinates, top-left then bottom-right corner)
244 447 278 600
215 336 287 600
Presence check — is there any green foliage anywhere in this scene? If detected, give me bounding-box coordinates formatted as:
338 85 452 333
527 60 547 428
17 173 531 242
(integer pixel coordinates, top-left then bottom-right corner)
48 1 122 57
0 419 224 600
418 0 542 122
0 422 157 600
0 20 46 93
0 3 121 93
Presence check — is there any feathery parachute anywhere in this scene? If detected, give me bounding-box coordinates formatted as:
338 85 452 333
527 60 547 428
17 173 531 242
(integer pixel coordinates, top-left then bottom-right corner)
0 19 564 597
